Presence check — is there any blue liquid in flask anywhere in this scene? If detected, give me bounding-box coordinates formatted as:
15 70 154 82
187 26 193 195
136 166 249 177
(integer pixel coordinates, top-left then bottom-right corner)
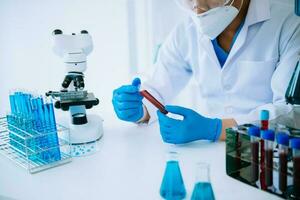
191 182 215 200
160 160 186 200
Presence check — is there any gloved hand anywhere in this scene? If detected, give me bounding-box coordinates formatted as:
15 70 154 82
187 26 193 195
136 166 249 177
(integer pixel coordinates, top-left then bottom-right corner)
112 78 144 122
157 105 222 144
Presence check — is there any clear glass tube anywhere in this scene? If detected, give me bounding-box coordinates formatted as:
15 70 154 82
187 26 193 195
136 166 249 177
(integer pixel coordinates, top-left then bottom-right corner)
293 148 300 197
250 136 260 183
279 144 288 193
264 140 274 187
191 162 215 200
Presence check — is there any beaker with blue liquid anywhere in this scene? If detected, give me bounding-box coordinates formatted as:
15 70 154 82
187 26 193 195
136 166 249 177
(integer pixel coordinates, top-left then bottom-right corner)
191 163 215 200
160 150 186 200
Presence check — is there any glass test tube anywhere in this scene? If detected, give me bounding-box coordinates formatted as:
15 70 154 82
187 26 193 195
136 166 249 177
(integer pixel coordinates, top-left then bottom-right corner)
260 110 269 131
248 126 260 183
262 130 275 188
291 138 300 198
276 133 289 193
260 110 269 190
140 90 168 114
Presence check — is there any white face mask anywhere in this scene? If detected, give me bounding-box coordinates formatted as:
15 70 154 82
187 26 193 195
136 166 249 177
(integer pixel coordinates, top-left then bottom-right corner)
193 5 239 39
176 0 243 40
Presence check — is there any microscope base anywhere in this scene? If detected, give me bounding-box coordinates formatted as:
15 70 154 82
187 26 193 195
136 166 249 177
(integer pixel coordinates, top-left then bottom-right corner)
60 114 104 144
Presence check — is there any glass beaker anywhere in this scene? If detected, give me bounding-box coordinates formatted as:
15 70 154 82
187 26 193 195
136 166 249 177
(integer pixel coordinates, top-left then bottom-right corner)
191 162 215 200
160 150 186 200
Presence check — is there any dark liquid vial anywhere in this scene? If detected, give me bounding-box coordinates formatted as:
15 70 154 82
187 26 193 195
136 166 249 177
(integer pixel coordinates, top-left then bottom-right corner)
260 140 267 190
251 141 259 183
261 120 268 130
265 149 273 187
293 157 300 197
279 153 288 192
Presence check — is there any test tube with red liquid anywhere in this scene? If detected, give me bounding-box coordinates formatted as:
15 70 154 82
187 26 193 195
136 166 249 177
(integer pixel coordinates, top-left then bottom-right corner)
276 133 289 193
260 110 269 190
140 90 168 115
260 110 269 130
291 138 300 198
248 126 260 183
261 130 275 188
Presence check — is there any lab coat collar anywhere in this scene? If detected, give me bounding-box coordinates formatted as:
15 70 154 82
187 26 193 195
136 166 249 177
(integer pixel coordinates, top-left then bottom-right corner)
244 0 271 27
223 0 271 68
196 0 272 69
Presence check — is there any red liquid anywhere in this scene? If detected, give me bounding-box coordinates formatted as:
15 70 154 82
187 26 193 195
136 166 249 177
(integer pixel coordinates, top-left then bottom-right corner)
251 142 259 182
140 90 168 114
261 120 269 130
279 153 288 192
265 149 273 187
293 157 300 197
260 120 268 190
260 140 267 190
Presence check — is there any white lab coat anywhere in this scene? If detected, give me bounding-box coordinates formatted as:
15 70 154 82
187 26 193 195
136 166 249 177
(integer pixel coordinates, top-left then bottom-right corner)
142 0 300 125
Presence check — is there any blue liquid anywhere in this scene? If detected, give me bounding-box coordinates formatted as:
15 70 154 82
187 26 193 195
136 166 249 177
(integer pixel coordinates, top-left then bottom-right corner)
9 95 16 114
191 182 215 200
7 92 61 163
160 160 186 200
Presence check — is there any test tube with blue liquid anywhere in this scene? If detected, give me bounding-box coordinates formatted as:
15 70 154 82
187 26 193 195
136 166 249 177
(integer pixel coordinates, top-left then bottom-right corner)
160 148 186 200
191 163 215 200
7 91 61 163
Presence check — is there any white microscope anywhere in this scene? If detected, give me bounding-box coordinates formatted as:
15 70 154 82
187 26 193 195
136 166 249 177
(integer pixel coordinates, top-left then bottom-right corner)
46 29 104 145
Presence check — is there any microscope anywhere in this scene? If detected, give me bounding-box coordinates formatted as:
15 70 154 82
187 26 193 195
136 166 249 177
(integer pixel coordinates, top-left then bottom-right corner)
46 29 104 145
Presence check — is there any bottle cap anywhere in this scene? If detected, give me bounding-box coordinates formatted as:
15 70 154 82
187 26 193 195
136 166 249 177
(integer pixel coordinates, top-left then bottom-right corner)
276 133 289 146
248 126 260 137
261 130 275 141
260 110 270 121
291 138 300 150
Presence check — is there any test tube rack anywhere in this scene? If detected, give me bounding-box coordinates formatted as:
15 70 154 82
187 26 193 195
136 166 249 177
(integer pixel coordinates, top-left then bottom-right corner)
226 123 300 199
0 117 72 174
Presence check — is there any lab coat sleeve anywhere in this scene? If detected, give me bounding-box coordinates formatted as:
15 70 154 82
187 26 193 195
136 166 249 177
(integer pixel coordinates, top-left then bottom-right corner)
235 15 300 125
142 24 193 124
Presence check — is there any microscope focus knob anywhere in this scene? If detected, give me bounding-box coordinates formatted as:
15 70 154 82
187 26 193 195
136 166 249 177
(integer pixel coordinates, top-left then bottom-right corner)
53 29 63 35
81 30 89 34
55 101 61 109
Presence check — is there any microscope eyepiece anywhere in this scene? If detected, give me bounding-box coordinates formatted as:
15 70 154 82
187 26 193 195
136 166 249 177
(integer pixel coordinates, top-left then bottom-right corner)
53 29 63 35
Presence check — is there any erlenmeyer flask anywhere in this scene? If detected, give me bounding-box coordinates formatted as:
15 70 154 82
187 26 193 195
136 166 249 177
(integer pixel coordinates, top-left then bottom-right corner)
160 150 186 200
191 163 215 200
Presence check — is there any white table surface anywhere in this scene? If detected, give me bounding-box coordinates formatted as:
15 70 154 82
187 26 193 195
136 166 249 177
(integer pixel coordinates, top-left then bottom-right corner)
0 121 282 200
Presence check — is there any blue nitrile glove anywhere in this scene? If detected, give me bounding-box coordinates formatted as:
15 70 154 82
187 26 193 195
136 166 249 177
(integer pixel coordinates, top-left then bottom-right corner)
157 105 222 144
112 78 144 122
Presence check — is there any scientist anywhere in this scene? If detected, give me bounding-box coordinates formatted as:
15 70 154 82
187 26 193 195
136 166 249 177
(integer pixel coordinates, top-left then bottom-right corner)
112 0 300 144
